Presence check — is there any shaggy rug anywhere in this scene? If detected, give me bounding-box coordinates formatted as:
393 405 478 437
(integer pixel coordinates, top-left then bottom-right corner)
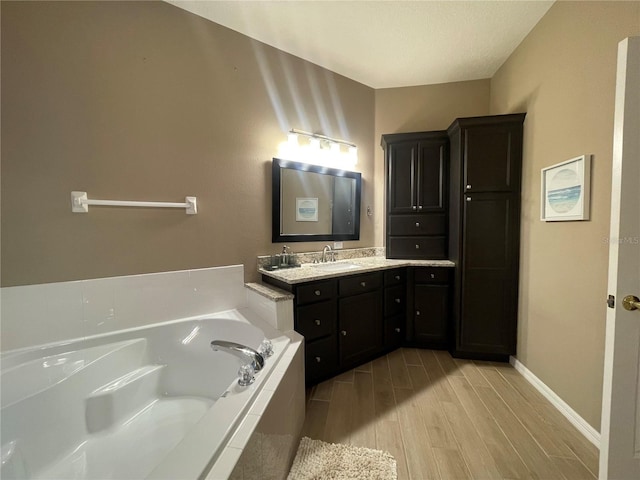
287 437 397 480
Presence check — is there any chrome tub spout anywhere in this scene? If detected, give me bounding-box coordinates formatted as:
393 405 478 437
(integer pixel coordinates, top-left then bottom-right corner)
210 340 265 371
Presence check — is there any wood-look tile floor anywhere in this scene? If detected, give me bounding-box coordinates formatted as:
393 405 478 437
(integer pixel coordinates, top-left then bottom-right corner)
302 348 599 480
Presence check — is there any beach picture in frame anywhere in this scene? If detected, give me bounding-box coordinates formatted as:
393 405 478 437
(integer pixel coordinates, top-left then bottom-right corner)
541 155 591 221
295 197 318 222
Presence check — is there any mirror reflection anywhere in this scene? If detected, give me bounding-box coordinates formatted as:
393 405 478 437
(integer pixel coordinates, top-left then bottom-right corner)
272 158 361 242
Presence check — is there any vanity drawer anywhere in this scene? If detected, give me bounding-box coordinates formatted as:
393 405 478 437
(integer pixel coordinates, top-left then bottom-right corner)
384 268 406 286
388 214 446 236
305 336 338 384
384 314 405 349
339 272 382 296
384 285 405 316
296 300 336 341
414 267 451 284
387 237 447 259
296 280 337 305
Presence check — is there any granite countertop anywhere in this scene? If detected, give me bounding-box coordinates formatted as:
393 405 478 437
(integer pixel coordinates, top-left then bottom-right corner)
259 256 455 285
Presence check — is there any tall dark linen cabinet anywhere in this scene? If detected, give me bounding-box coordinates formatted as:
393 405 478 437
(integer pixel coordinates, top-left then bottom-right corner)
382 113 526 360
448 113 525 360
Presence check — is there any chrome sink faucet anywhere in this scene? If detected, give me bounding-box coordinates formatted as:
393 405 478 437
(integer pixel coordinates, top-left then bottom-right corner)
210 340 265 371
322 244 334 262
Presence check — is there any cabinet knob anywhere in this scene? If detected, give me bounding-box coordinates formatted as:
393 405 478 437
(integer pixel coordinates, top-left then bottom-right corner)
314 290 321 296
467 184 472 189
395 328 401 333
341 330 347 336
415 222 420 227
430 273 435 279
466 197 472 202
412 206 417 210
418 205 423 210
315 356 321 363
395 298 401 304
395 275 401 281
415 244 420 249
360 281 366 287
416 310 421 316
315 319 321 326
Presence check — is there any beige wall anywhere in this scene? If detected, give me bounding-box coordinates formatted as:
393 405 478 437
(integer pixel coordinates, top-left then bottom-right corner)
373 81 491 245
490 1 640 429
0 1 375 287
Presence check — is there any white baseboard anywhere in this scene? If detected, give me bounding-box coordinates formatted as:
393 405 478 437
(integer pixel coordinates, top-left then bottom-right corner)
509 356 600 448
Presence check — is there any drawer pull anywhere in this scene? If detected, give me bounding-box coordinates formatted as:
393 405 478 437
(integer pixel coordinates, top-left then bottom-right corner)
395 328 401 333
315 319 321 326
341 330 347 336
415 244 420 249
416 310 421 316
466 184 472 190
315 356 321 363
314 290 321 296
395 298 401 304
415 222 420 227
360 281 366 287
395 275 400 281
431 273 435 279
467 197 472 202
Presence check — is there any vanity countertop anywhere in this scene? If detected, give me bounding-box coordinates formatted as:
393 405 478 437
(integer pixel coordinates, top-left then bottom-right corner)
259 256 455 285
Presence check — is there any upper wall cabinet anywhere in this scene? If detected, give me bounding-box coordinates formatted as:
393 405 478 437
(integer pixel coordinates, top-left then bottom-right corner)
382 132 449 259
458 117 525 193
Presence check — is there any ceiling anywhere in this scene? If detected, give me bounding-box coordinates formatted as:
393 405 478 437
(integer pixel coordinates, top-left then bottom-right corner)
168 1 554 89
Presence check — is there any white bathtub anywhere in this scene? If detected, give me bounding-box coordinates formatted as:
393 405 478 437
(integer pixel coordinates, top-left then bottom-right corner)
1 307 302 480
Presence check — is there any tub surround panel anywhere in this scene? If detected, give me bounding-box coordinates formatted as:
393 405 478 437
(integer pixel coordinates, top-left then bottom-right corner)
246 284 295 332
1 265 248 352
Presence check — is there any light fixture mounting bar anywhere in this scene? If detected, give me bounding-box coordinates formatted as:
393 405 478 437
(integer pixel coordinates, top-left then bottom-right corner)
290 129 356 148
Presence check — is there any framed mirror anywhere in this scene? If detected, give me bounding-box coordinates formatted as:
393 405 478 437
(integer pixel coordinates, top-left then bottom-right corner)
272 158 361 242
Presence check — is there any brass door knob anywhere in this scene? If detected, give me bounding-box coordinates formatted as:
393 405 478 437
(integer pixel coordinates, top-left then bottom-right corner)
622 295 640 311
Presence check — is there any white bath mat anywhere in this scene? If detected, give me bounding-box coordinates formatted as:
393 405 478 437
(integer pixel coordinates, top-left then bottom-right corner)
287 437 397 480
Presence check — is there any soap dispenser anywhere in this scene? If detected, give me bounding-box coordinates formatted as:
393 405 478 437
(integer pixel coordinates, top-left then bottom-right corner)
281 245 289 266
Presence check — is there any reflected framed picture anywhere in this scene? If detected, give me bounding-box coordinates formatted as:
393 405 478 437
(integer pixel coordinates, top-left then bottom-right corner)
541 155 591 221
296 197 318 222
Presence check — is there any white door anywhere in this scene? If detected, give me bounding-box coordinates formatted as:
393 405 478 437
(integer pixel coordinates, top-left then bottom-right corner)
600 36 640 480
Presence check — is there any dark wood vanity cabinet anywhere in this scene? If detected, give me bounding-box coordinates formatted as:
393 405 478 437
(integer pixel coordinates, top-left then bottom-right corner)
410 267 451 349
338 272 384 369
264 271 385 385
383 269 407 350
381 132 449 259
448 113 525 360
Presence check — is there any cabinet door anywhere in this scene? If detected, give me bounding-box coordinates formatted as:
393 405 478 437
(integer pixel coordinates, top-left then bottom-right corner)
414 284 449 347
463 124 522 193
338 291 383 368
458 192 518 355
388 142 417 214
417 140 447 212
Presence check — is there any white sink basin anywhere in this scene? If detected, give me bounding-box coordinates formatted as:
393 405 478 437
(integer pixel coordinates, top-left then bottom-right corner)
311 262 362 272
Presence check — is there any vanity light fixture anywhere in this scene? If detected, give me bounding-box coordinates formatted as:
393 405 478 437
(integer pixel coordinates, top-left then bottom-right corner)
277 129 358 170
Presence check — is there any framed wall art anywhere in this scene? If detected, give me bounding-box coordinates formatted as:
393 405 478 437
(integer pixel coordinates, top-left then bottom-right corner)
295 197 318 222
541 154 591 221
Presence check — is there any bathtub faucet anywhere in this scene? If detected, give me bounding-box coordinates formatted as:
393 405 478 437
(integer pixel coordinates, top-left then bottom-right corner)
210 340 265 372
